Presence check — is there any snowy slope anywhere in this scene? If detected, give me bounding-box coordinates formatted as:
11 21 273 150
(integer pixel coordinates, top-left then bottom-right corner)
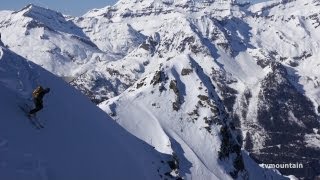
0 45 176 180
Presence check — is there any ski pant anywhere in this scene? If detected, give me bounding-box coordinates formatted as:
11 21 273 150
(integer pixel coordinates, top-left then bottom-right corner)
29 98 43 115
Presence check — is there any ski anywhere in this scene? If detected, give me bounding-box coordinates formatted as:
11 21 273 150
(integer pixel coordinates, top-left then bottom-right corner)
30 115 44 129
29 117 43 129
18 105 44 129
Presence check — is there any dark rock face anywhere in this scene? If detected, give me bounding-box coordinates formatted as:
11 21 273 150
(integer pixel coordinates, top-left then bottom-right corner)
181 68 193 76
140 36 158 55
211 68 238 113
258 63 319 133
250 62 320 179
169 80 181 111
244 132 254 151
151 70 166 86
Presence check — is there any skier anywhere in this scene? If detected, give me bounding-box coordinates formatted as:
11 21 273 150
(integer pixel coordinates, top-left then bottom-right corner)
29 86 50 115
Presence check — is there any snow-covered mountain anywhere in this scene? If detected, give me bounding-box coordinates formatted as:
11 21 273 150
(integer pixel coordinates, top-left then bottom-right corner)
1 0 320 179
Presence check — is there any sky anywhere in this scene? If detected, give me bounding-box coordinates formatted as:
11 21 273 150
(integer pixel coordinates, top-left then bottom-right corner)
0 0 267 16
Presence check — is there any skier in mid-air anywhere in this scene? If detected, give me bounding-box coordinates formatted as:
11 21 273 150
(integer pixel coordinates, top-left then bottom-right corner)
29 86 50 116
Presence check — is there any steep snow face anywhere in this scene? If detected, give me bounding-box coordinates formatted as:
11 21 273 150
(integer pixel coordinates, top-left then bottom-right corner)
0 46 176 180
0 4 113 77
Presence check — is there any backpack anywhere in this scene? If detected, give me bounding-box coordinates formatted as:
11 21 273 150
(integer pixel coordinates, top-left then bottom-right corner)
32 86 44 98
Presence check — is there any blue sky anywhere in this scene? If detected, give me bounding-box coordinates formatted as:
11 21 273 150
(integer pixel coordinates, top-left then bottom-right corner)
0 0 266 16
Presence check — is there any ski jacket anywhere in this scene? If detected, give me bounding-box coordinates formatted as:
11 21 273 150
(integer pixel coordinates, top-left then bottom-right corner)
33 86 50 100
